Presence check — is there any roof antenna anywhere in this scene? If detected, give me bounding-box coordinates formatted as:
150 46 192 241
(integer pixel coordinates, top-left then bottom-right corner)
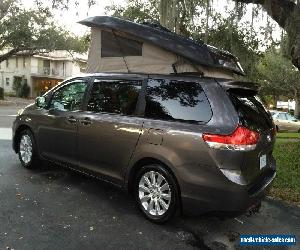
112 30 131 73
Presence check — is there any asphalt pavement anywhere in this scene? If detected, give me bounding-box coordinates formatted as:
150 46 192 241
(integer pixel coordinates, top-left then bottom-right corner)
0 100 299 250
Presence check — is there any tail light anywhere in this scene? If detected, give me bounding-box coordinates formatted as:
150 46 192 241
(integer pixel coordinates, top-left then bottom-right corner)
202 126 260 151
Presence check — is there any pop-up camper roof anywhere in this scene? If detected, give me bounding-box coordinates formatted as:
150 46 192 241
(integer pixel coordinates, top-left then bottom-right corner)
79 16 245 78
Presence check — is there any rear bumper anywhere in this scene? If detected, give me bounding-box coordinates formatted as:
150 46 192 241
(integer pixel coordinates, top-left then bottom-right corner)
179 162 276 216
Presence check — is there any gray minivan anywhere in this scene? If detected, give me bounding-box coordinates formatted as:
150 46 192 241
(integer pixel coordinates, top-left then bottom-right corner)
13 73 276 223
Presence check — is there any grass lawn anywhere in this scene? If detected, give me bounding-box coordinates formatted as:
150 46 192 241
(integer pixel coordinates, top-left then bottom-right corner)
276 132 300 139
270 135 300 205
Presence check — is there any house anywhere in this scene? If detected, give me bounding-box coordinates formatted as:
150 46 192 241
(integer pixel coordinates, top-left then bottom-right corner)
0 50 87 97
79 16 245 79
277 100 296 111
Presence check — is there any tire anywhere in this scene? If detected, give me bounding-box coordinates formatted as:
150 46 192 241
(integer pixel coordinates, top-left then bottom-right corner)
18 129 40 169
134 164 179 223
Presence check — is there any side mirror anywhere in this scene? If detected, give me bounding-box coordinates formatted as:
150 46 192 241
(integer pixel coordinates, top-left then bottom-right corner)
35 96 46 108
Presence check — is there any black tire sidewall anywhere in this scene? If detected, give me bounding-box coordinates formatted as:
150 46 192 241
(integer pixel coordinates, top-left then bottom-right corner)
134 164 179 224
18 130 38 169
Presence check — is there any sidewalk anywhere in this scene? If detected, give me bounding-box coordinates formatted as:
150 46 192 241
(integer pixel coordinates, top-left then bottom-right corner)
0 96 34 107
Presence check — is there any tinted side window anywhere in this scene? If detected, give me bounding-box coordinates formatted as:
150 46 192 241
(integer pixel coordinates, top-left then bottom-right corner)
50 80 88 111
145 79 212 123
87 79 142 115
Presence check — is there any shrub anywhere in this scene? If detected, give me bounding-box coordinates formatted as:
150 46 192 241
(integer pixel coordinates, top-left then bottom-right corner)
0 87 4 100
20 83 30 98
13 77 22 97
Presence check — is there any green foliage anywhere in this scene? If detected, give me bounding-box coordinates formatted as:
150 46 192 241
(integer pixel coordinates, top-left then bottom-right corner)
277 133 300 139
12 77 31 98
20 82 30 98
271 140 300 204
0 87 4 100
12 77 22 97
257 49 300 98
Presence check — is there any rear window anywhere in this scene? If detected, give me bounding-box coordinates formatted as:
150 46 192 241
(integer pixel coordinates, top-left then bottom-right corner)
145 79 212 123
229 91 273 131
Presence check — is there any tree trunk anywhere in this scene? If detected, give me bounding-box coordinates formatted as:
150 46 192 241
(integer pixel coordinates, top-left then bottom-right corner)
204 0 210 43
159 0 169 27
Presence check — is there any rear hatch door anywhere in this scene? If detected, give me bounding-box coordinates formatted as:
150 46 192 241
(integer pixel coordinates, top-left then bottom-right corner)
222 81 275 183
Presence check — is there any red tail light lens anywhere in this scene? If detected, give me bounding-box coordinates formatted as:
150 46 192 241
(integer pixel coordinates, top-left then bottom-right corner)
202 126 260 151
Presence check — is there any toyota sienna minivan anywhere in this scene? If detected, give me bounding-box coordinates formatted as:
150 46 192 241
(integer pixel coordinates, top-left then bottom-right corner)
13 73 276 223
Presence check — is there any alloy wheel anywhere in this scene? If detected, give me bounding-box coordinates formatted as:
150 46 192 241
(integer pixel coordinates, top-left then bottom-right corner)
19 134 33 164
138 171 172 216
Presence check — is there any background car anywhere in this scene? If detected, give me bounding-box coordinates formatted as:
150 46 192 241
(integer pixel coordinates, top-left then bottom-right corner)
271 111 300 133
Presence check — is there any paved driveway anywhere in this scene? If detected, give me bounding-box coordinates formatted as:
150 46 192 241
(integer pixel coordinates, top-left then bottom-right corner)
0 100 299 249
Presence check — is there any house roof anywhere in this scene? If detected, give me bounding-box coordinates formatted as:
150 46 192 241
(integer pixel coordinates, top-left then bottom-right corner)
15 50 87 62
79 16 245 76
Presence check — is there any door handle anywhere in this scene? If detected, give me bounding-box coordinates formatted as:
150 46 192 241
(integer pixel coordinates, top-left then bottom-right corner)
67 116 77 123
80 117 92 126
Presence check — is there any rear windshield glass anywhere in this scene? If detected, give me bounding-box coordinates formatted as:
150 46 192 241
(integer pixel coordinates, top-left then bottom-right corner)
229 91 273 131
145 79 212 123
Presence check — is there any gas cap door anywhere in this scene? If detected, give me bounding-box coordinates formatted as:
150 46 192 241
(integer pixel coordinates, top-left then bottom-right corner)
146 128 164 145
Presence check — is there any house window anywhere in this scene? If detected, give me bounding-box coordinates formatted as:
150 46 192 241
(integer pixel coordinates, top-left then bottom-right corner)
6 60 9 68
101 30 143 57
6 78 10 86
23 57 26 68
43 60 50 75
16 57 18 68
63 62 66 76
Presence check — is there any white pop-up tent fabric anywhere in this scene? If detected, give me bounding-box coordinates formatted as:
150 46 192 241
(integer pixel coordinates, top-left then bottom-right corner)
81 17 244 79
87 28 234 79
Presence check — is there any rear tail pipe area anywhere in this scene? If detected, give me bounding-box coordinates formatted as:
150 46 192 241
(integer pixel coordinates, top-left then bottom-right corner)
247 202 261 216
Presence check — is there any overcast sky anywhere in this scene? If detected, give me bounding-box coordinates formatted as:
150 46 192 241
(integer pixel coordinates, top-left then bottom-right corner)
21 0 282 44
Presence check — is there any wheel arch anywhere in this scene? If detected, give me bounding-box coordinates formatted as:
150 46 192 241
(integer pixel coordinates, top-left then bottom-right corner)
126 157 181 203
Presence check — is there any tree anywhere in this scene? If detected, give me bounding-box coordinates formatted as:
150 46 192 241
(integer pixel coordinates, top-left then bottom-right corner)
258 49 300 117
0 0 87 63
234 0 300 70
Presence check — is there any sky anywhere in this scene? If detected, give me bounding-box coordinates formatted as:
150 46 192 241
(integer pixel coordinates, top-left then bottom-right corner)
21 0 282 44
22 0 125 36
